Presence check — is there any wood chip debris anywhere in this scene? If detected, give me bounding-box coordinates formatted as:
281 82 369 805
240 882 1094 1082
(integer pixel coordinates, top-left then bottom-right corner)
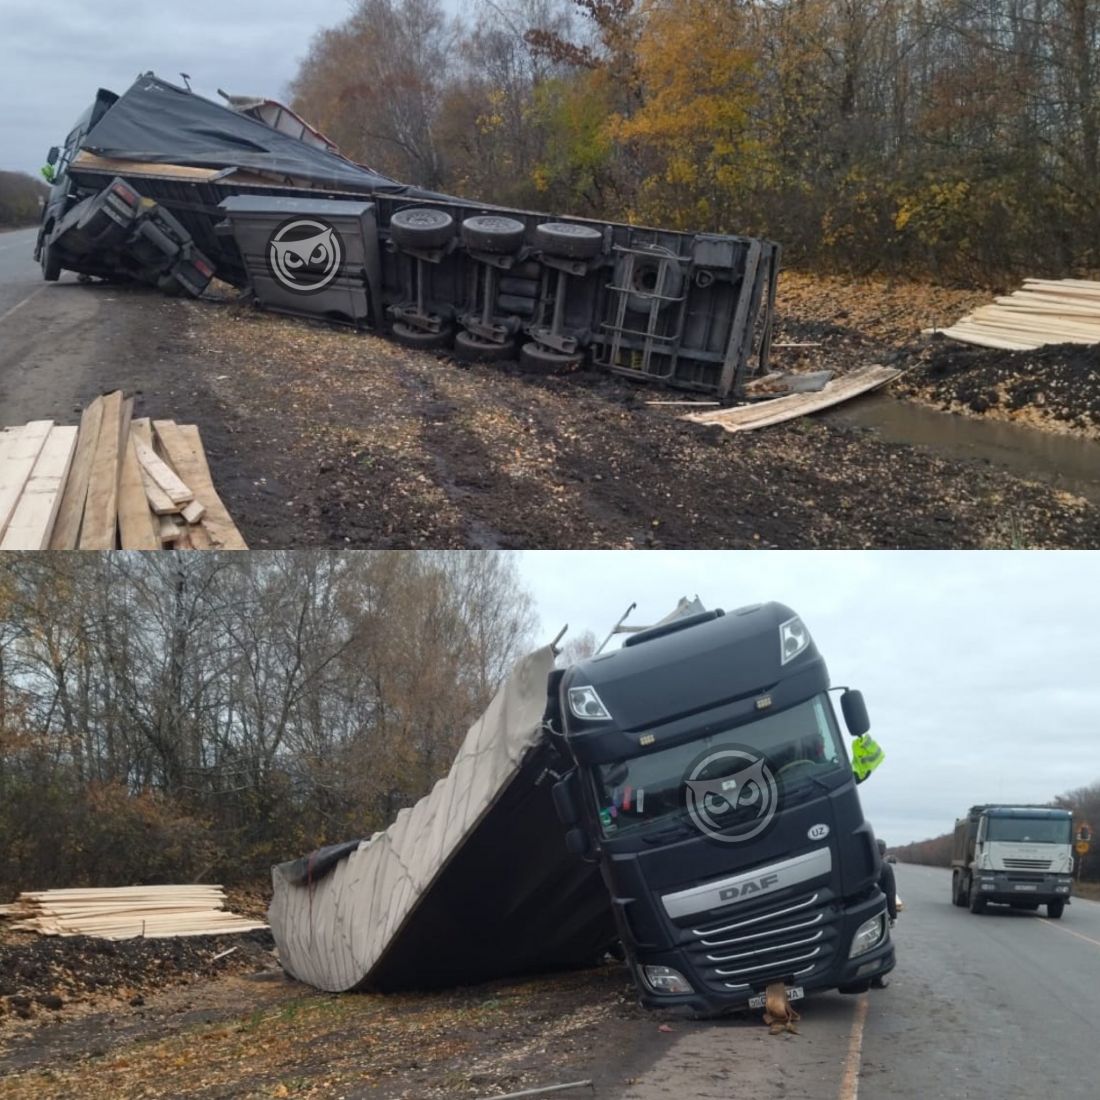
933 278 1100 350
0 392 246 549
1 885 268 940
683 364 902 433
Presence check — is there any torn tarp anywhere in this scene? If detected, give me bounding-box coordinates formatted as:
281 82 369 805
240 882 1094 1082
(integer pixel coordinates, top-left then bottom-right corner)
82 74 441 198
267 645 616 993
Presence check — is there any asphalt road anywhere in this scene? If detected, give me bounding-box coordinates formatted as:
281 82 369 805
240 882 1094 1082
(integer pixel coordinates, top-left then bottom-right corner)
617 865 1100 1100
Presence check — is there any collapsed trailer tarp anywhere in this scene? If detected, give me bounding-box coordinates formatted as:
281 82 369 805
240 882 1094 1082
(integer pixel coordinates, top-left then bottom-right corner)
81 74 437 198
268 645 616 992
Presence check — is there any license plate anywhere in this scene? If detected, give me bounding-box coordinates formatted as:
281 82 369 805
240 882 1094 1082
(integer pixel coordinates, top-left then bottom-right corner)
749 986 804 1009
1013 884 1037 891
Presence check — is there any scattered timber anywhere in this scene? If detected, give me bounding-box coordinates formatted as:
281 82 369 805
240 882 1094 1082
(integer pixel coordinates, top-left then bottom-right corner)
1 885 267 940
0 392 247 550
683 364 902 433
934 278 1100 350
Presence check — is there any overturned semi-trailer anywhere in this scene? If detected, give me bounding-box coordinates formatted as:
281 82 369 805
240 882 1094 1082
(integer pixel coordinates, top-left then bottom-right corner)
38 74 780 397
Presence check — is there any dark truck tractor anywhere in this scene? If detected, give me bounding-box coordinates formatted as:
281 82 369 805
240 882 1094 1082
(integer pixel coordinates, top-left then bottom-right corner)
545 603 894 1016
35 95 213 297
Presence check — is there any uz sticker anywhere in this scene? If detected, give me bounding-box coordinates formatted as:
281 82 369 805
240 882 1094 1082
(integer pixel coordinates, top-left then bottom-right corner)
808 823 829 840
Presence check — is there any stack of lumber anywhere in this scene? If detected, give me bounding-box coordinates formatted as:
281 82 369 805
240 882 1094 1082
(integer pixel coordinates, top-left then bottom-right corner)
683 363 902 433
1 885 268 940
936 278 1100 350
0 391 246 549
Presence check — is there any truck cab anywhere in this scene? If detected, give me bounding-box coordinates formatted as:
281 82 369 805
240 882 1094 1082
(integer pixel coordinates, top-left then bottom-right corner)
952 805 1073 918
547 602 894 1016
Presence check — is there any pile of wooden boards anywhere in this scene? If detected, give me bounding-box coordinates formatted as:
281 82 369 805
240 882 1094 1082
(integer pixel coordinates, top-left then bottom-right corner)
936 278 1100 350
0 391 247 549
0 885 268 940
683 364 902 434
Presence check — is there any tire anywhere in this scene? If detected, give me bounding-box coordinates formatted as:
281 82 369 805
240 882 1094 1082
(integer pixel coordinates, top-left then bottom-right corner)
1046 899 1065 919
968 878 986 914
392 321 454 349
461 215 526 254
519 341 582 375
41 242 61 281
536 221 603 259
389 208 455 250
453 329 515 361
952 870 965 907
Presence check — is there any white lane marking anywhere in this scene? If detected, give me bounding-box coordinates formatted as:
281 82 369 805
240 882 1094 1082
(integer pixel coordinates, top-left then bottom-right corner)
0 286 46 326
838 994 870 1100
1038 918 1100 949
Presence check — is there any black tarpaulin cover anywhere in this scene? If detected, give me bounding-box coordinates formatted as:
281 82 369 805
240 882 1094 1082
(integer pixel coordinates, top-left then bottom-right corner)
82 74 437 197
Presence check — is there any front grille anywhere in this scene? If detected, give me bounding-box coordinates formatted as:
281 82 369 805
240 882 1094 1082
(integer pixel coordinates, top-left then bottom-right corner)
1003 858 1052 870
684 888 840 993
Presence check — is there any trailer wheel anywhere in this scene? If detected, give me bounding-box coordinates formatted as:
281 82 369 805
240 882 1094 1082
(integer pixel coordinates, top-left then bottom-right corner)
519 341 582 375
535 221 603 259
392 321 454 350
1046 899 1065 919
461 215 526 254
967 878 986 914
453 330 515 361
41 242 61 282
389 208 455 250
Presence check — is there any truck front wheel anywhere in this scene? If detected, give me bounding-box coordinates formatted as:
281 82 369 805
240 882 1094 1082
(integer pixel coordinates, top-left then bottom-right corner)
968 879 987 914
41 242 61 282
1046 899 1065 920
952 870 966 907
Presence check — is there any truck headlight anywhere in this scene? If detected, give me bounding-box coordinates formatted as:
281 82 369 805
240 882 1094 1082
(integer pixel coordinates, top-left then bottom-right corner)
848 913 886 958
642 965 693 995
567 685 612 721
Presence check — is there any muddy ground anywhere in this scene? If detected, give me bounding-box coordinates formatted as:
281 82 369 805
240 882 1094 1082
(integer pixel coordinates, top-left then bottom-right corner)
4 264 1099 548
0 940 661 1100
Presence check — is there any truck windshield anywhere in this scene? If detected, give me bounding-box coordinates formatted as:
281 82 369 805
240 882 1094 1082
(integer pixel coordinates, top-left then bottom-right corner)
986 817 1071 844
592 693 845 838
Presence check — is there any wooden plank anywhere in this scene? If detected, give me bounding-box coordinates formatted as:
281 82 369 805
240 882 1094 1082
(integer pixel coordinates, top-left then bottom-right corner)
130 418 182 515
79 391 124 549
117 429 161 550
684 365 902 433
181 499 206 524
49 398 104 549
153 421 247 549
134 438 194 504
1 425 79 549
0 420 53 540
159 515 184 545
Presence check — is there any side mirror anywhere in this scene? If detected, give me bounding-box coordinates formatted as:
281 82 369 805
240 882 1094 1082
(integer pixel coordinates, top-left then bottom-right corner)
565 827 590 858
841 689 870 736
47 146 60 166
552 775 579 827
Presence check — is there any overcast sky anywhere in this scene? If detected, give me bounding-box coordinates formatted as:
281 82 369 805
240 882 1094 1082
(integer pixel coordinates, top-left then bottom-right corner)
515 551 1100 847
0 0 357 176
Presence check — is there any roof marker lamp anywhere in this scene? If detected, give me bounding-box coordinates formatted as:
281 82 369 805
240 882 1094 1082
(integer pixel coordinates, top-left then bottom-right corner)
567 685 613 722
779 615 810 665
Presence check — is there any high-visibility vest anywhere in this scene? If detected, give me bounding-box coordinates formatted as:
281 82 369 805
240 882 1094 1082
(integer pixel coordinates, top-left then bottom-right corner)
852 733 884 782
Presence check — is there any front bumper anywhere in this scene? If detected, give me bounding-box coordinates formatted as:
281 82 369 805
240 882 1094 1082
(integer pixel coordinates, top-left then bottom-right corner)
977 871 1072 905
632 889 895 1016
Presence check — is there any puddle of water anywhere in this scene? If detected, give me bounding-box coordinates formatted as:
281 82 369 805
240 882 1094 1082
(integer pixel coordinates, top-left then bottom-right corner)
825 393 1100 505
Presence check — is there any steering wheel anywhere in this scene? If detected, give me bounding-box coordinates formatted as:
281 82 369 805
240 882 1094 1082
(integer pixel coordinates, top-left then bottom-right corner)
776 758 819 780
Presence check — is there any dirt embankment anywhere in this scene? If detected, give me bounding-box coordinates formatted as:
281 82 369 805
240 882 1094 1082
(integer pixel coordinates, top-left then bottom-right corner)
187 295 1100 549
773 271 1100 439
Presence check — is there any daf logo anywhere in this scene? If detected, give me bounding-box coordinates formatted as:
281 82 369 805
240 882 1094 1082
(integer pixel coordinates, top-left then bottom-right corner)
808 823 830 841
718 873 779 902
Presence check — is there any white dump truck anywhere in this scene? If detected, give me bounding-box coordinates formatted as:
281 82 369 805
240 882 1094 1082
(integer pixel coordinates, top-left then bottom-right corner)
951 804 1074 918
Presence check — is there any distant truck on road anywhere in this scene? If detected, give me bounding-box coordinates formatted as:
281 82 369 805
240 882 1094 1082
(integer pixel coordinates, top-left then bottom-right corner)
951 805 1073 918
